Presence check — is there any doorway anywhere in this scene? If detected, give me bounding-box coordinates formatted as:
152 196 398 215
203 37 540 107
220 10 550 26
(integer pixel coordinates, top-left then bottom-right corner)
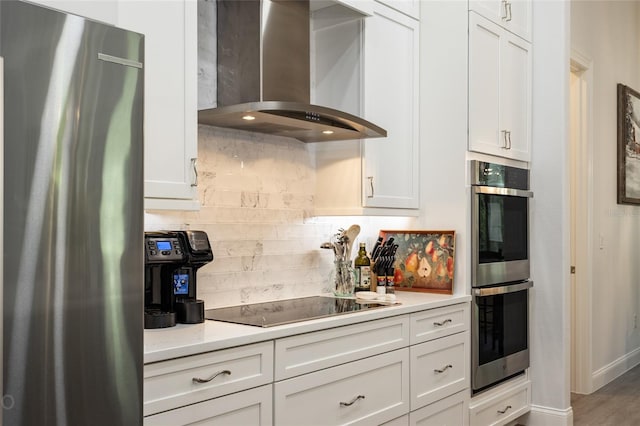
569 50 593 395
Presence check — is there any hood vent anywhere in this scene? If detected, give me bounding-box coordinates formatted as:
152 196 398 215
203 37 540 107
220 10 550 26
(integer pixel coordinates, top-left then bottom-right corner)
197 0 387 143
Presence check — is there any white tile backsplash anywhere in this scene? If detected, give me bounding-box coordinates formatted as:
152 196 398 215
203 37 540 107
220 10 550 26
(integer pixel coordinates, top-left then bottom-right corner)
145 125 415 308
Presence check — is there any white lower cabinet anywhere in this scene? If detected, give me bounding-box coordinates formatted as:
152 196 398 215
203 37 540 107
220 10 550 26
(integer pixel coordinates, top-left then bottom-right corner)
143 341 274 416
144 384 273 426
469 377 531 426
275 315 410 380
143 301 472 425
410 332 469 409
410 390 468 426
274 348 410 425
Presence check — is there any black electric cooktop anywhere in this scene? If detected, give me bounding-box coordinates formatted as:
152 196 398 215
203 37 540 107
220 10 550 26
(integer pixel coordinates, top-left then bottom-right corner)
204 296 387 327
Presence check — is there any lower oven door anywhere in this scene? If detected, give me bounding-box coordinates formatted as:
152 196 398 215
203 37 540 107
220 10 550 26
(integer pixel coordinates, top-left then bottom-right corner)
472 280 532 393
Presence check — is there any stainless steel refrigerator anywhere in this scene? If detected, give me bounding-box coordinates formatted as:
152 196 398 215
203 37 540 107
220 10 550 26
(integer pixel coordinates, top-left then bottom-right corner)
0 1 144 424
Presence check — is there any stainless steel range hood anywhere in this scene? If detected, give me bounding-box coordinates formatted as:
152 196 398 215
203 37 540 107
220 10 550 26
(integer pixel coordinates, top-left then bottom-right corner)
198 0 387 143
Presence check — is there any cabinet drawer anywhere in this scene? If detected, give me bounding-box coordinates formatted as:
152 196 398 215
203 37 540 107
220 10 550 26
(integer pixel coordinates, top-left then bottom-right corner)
469 380 530 426
410 390 468 426
275 315 410 380
274 348 410 425
144 384 273 426
410 303 469 345
144 341 274 416
410 332 469 410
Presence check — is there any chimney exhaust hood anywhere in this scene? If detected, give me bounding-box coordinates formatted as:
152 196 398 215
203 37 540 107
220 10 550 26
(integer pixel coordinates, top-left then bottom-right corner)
197 0 387 143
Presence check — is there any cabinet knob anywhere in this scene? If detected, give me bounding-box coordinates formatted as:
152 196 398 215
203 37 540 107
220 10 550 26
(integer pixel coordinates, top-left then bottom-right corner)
367 176 374 198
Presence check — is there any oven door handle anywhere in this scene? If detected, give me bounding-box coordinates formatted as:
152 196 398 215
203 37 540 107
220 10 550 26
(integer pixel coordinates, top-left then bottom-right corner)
473 186 534 198
473 281 533 297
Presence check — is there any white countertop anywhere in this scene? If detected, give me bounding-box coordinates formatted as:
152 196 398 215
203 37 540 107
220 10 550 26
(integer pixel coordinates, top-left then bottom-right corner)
144 292 471 364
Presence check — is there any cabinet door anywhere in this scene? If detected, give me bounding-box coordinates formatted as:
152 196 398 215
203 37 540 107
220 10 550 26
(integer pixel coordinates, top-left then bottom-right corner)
118 0 199 209
410 332 468 410
363 2 419 209
144 384 273 426
469 0 531 41
500 32 531 162
468 13 502 158
468 12 531 162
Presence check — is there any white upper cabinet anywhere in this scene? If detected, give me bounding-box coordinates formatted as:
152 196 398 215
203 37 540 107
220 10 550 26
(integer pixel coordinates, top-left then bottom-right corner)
468 12 531 162
362 2 419 209
313 1 419 215
118 0 199 210
469 0 532 41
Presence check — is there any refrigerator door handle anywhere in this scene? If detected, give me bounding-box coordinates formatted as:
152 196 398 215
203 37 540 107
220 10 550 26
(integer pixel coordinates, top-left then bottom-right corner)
97 52 143 69
0 55 4 426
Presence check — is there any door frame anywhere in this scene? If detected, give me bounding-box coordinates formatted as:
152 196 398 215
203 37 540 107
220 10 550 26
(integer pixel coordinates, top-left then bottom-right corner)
569 48 594 394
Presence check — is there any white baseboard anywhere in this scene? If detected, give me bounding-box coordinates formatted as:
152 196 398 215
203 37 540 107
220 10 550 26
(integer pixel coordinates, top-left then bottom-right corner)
592 346 640 391
520 405 573 426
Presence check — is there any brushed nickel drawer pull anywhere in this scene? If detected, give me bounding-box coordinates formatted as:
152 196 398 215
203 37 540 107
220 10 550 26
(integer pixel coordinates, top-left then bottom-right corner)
501 130 509 148
497 405 512 414
340 395 365 407
190 157 198 187
434 364 453 374
433 318 452 327
192 369 231 384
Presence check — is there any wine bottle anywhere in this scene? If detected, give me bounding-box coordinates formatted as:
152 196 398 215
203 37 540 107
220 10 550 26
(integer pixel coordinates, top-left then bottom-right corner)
354 242 371 292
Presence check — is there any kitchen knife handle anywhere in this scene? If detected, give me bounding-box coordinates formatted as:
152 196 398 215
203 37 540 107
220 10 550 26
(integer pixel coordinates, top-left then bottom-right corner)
192 369 231 384
367 176 374 198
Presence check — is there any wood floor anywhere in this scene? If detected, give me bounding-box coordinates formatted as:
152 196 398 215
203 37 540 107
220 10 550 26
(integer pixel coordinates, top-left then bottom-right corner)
572 364 640 425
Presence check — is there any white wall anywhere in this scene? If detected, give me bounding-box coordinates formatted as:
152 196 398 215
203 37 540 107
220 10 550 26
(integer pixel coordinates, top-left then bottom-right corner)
571 0 640 389
419 0 470 290
145 125 418 308
526 0 573 423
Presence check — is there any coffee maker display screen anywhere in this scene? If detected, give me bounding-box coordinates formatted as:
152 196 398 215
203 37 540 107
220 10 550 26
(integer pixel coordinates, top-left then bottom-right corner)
173 273 189 295
156 241 172 250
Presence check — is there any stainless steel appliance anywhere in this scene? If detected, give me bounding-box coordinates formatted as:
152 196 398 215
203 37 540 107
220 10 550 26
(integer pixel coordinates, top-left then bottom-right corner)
471 281 532 393
144 231 213 328
1 2 144 424
470 160 533 393
205 296 388 327
198 0 387 143
471 160 533 287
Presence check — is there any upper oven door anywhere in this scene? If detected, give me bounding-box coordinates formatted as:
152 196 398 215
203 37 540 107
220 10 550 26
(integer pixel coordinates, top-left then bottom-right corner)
472 186 533 287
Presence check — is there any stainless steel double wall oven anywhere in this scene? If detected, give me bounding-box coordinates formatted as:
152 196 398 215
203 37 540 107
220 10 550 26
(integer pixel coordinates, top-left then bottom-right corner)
470 160 533 394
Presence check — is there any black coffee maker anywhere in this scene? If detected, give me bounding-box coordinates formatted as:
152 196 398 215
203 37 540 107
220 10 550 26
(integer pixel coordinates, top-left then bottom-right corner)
144 230 214 329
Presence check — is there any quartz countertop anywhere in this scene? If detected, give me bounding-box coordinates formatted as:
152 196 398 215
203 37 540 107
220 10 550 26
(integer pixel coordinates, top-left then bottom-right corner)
144 292 471 364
